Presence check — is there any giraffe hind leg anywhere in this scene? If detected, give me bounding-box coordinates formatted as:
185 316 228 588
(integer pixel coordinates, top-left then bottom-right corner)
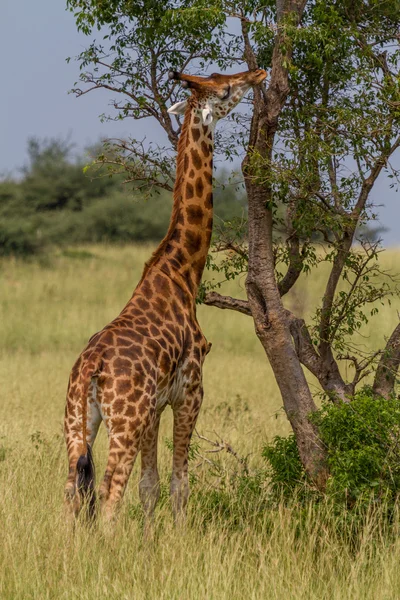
99 381 158 523
171 385 203 524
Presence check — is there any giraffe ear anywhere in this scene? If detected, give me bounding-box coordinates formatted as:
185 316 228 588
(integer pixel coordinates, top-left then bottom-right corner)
201 103 213 125
167 100 188 115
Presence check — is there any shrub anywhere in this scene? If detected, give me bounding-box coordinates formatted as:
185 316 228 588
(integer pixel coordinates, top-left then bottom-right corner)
263 388 400 510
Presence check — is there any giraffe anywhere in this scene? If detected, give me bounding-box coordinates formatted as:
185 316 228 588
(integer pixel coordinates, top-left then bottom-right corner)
64 67 267 525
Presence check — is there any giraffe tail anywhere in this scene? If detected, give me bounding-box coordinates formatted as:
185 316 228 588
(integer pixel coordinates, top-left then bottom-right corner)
75 357 101 518
77 444 96 518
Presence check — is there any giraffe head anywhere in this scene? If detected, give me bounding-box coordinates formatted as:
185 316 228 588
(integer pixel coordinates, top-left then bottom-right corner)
167 69 267 125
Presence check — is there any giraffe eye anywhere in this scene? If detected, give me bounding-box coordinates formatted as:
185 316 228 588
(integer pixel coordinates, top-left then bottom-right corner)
220 86 230 100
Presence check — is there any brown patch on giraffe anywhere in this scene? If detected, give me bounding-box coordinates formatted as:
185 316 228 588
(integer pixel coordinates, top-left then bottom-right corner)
157 337 167 350
186 205 204 225
171 300 184 325
133 369 146 388
191 127 201 142
136 316 148 326
142 357 151 372
192 259 205 282
185 230 202 255
190 148 202 170
169 251 185 271
184 153 189 172
193 329 203 343
154 274 171 299
204 171 212 185
136 326 150 337
114 357 133 372
125 404 137 417
137 297 150 311
182 275 194 295
103 390 114 404
128 418 141 432
111 417 127 434
166 322 181 342
119 346 142 360
116 379 132 396
113 398 126 414
138 402 148 416
189 169 195 179
186 182 194 199
201 141 210 157
163 330 175 345
130 389 142 402
153 297 167 316
170 228 181 243
160 351 171 373
116 336 133 347
195 177 204 197
140 279 153 300
148 311 162 327
193 115 200 124
205 192 213 209
162 263 171 276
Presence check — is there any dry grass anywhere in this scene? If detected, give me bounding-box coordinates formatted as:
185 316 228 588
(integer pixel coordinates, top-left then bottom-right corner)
1 244 400 599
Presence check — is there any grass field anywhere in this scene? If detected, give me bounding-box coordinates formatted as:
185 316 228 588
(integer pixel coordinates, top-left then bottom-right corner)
2 244 400 599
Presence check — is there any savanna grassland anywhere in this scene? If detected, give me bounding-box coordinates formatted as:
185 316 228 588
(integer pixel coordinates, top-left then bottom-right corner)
2 244 400 600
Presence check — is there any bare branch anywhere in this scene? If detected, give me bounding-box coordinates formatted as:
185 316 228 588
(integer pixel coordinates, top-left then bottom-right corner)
203 292 251 316
195 429 249 475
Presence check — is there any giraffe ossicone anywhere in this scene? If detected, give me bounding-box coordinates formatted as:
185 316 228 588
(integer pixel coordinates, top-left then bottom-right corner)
64 67 267 526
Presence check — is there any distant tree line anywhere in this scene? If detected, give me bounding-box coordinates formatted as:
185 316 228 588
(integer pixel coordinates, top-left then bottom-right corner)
0 137 246 256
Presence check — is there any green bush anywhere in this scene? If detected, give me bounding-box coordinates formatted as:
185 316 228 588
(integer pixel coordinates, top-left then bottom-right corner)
0 138 249 257
263 388 400 509
262 434 307 500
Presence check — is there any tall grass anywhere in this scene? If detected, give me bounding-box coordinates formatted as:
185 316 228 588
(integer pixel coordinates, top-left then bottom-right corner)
1 244 400 599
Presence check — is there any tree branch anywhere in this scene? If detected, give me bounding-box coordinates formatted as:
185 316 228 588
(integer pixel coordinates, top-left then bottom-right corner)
203 292 251 316
319 134 400 358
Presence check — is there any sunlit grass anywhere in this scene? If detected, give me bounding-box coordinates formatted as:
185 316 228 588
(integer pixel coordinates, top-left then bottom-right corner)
1 244 400 599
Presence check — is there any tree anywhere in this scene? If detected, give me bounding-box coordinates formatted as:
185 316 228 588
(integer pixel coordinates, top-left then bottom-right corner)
67 0 400 490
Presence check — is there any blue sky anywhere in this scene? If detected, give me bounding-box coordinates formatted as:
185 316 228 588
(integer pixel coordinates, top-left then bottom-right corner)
2 0 399 244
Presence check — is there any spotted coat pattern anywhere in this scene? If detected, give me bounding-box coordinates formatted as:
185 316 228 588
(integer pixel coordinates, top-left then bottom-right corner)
64 68 267 523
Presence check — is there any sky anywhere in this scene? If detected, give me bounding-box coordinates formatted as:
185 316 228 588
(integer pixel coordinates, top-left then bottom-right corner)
1 0 399 244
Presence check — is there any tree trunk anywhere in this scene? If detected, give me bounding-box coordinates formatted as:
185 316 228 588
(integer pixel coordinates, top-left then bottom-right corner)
244 161 328 490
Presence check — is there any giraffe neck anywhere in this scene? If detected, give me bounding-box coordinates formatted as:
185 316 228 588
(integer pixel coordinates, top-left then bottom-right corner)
143 106 214 298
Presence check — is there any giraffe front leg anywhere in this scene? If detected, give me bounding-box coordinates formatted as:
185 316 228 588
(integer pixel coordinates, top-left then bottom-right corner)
171 385 203 524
